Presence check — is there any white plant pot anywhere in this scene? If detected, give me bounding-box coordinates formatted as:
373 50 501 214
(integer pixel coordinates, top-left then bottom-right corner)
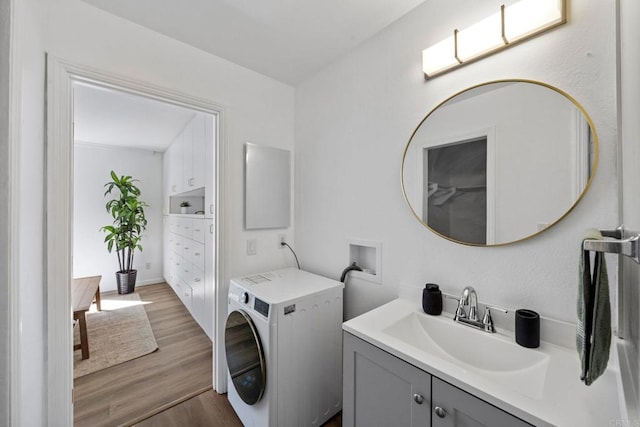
181 207 188 214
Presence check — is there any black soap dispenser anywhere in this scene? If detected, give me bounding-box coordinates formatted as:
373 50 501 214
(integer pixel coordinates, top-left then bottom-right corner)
422 283 442 315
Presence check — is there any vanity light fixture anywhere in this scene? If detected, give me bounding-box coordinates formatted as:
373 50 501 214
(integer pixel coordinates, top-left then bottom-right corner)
422 0 566 79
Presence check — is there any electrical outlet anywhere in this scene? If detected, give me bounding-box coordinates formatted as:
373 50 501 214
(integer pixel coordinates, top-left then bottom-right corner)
145 262 151 270
278 234 286 249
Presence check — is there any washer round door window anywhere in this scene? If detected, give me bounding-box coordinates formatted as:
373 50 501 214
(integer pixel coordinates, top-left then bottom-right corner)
225 310 266 405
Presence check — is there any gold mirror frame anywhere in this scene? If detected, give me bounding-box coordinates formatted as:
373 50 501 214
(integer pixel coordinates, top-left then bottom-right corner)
401 79 599 247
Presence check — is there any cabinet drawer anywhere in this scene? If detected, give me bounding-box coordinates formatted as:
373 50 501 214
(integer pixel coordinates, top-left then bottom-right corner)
182 237 193 262
178 217 193 238
168 217 180 234
177 280 193 311
170 233 182 255
431 377 532 427
178 260 194 283
172 255 184 287
190 240 205 270
190 264 204 288
192 219 206 243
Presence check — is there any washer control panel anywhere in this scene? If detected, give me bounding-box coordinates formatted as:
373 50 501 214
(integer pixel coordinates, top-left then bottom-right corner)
254 297 270 318
229 282 270 320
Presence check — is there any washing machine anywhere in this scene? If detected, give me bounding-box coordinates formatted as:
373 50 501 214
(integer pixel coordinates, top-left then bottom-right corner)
225 268 344 427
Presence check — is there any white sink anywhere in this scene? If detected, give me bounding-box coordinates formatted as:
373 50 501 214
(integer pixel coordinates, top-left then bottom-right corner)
343 298 624 426
382 311 550 399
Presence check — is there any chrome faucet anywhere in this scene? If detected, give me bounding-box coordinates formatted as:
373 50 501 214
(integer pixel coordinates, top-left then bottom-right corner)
460 286 479 321
450 286 507 333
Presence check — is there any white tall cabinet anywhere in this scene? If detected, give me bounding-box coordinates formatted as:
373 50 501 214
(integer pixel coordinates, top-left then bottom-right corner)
162 113 215 340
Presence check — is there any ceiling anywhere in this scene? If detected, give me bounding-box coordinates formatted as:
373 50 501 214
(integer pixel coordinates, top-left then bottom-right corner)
80 0 428 85
74 83 198 151
75 1 430 149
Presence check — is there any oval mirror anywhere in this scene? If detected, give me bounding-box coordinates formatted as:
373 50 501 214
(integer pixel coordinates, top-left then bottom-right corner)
401 80 598 246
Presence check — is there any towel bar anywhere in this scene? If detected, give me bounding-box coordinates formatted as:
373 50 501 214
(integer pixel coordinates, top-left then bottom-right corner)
583 227 640 264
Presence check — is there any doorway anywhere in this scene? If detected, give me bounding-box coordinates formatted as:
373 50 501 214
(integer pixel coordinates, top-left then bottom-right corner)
46 56 229 425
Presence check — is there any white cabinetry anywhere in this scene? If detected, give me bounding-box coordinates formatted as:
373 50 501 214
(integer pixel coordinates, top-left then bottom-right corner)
164 216 212 338
163 114 206 194
162 111 214 339
166 133 183 195
204 115 215 217
183 114 206 190
163 114 214 218
343 333 532 427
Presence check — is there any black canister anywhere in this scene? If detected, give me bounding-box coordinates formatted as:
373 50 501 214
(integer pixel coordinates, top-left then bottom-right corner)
515 309 540 348
422 283 442 315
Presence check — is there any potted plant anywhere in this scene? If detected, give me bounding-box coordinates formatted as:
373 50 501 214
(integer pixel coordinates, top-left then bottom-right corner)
180 200 191 214
101 171 148 294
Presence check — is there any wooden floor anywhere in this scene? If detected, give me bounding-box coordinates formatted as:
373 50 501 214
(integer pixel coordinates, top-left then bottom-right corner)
75 282 342 426
136 389 343 426
74 283 214 427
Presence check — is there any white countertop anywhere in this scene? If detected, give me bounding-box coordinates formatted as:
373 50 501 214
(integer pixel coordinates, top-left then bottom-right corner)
343 298 624 427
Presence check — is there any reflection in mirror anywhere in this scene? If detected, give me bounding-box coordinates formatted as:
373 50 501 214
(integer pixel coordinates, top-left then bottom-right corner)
402 80 598 246
426 137 488 245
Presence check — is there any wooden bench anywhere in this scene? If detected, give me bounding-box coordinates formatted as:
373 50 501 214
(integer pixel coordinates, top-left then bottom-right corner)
72 276 102 360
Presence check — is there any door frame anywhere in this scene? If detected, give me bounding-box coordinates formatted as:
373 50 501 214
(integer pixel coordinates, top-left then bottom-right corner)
46 55 230 425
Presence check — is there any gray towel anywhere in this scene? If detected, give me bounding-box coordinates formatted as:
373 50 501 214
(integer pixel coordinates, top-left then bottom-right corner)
577 229 611 386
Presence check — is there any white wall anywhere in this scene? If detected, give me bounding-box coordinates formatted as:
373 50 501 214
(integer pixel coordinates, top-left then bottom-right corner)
46 0 296 280
73 143 164 292
14 0 47 424
0 0 10 422
6 0 297 422
12 0 624 422
295 0 618 323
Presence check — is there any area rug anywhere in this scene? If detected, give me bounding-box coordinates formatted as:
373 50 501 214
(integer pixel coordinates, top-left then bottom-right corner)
74 292 158 378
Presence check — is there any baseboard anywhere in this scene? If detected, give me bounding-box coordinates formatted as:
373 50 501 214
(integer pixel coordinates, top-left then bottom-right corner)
136 277 166 287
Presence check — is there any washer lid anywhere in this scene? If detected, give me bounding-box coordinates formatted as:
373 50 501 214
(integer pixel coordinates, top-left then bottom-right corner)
231 268 344 305
225 310 266 405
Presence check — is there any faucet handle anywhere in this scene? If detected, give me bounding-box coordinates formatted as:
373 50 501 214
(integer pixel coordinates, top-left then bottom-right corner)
482 305 508 333
443 294 466 320
482 307 495 332
484 304 508 314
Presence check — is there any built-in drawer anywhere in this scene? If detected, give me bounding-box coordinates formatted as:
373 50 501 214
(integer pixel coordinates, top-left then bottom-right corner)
173 279 193 310
190 240 205 270
190 264 204 289
192 219 206 244
182 237 193 262
170 232 182 255
178 259 195 284
178 217 193 239
168 216 180 235
179 280 193 311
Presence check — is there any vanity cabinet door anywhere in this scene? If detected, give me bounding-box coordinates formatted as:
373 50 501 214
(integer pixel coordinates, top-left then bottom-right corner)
344 333 432 427
432 378 532 427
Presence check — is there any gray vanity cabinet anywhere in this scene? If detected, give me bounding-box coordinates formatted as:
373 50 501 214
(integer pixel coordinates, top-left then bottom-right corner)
343 333 533 427
432 377 532 427
344 333 432 427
